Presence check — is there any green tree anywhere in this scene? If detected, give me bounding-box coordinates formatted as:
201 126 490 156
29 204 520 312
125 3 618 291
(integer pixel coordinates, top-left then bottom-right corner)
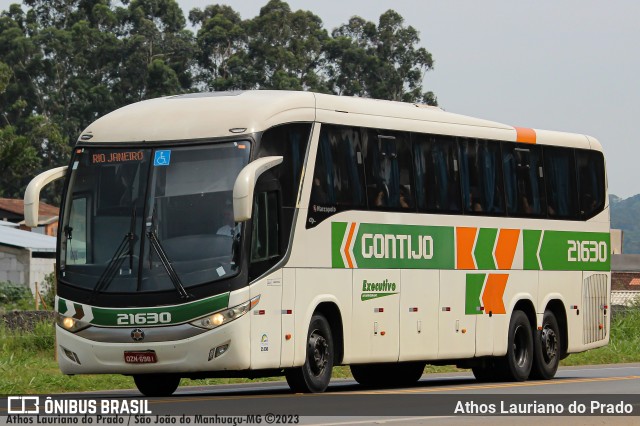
326 10 436 104
191 0 330 92
189 4 247 91
0 61 10 95
116 0 194 101
244 0 329 91
0 126 40 199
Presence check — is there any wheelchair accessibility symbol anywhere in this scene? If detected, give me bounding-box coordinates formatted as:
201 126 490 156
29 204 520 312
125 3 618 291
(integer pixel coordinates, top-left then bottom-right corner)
154 150 171 166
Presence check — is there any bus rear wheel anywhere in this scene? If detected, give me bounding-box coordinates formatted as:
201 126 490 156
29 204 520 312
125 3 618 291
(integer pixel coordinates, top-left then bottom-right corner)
500 310 533 381
530 310 561 380
285 314 334 393
133 374 180 397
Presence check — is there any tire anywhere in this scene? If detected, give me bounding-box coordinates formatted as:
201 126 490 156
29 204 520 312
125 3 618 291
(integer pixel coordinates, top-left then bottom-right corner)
394 362 425 386
472 362 499 382
500 310 533 381
530 310 561 380
133 374 180 397
351 362 425 388
285 314 334 393
350 364 378 387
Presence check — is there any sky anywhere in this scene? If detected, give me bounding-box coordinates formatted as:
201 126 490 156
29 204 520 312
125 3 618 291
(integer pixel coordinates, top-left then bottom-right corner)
1 0 638 198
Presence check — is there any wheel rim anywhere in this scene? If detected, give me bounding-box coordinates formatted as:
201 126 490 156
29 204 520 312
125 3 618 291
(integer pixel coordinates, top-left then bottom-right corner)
308 328 329 376
513 324 529 368
541 325 558 363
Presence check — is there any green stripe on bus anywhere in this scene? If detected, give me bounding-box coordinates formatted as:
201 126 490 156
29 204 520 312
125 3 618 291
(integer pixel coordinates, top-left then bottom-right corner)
523 230 610 271
58 298 68 315
523 230 543 270
331 221 349 268
474 228 498 270
465 274 485 315
58 292 230 326
339 222 455 269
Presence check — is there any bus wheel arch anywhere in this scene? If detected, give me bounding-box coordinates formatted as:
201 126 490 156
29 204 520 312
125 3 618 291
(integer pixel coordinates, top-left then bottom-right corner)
313 301 344 365
285 312 334 393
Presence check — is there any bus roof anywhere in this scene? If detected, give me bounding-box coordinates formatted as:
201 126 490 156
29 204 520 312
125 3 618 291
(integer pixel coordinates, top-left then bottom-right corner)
79 90 601 151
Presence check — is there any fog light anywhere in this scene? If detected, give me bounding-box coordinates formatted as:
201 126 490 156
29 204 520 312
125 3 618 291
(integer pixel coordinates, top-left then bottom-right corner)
61 346 81 364
208 343 230 361
215 344 229 358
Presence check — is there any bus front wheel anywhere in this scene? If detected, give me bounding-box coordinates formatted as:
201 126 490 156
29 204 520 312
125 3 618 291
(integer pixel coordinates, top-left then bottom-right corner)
133 374 180 397
285 314 334 393
530 310 561 380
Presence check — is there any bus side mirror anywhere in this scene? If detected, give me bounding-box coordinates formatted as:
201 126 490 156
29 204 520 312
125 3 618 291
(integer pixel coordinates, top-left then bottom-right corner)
233 156 283 222
24 166 68 228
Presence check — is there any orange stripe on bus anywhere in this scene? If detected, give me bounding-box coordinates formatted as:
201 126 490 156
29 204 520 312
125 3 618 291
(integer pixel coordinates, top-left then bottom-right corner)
456 227 477 270
344 222 357 269
483 274 508 314
495 229 520 270
514 127 536 144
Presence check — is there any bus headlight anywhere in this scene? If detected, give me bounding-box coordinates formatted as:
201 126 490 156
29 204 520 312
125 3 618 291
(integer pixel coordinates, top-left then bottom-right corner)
191 295 260 330
56 313 90 333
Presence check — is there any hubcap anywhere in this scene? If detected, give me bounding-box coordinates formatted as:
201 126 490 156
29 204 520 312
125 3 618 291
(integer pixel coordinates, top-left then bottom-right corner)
308 329 329 376
541 326 557 362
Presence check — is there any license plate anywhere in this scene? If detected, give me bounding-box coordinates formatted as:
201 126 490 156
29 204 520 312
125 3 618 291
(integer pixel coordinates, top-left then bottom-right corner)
124 351 157 364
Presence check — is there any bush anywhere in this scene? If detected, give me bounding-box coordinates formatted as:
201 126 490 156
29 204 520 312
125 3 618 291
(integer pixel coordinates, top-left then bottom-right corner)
0 320 55 353
42 272 56 310
0 281 33 311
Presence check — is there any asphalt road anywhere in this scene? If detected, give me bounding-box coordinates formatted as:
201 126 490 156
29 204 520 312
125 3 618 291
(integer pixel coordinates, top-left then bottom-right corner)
3 364 640 425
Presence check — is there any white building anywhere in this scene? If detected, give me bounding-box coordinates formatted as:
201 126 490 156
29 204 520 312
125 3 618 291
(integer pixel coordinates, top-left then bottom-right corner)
0 222 56 295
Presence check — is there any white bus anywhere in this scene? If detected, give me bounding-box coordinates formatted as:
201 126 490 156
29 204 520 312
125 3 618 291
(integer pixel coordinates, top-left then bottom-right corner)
25 91 610 396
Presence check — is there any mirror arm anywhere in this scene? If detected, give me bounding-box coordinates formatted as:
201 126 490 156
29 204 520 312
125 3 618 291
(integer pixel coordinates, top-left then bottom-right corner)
233 156 283 221
24 166 68 227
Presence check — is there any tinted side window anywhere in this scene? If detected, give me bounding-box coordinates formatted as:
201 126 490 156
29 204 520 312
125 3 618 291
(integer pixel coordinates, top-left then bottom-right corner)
251 191 280 263
364 130 415 210
576 150 606 220
413 134 461 213
502 143 546 217
544 146 578 219
459 138 504 214
308 124 366 227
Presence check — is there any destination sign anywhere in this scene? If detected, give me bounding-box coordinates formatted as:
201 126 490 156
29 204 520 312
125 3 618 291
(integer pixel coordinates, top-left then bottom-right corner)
92 151 144 164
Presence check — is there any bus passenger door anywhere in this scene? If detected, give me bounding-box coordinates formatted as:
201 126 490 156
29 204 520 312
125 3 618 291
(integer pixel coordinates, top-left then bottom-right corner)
351 269 400 363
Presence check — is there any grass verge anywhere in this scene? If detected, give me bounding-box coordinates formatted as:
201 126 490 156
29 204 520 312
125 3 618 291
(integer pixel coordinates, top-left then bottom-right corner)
2 307 638 394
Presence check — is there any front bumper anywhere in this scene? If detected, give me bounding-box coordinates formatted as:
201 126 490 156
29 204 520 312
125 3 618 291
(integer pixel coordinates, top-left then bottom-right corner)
56 312 251 375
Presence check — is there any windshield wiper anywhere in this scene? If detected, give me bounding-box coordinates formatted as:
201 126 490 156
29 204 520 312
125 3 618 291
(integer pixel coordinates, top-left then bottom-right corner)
89 232 136 302
89 206 137 302
146 230 190 300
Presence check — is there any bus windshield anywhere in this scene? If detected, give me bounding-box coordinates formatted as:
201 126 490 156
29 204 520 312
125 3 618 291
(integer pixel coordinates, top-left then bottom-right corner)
60 142 250 295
